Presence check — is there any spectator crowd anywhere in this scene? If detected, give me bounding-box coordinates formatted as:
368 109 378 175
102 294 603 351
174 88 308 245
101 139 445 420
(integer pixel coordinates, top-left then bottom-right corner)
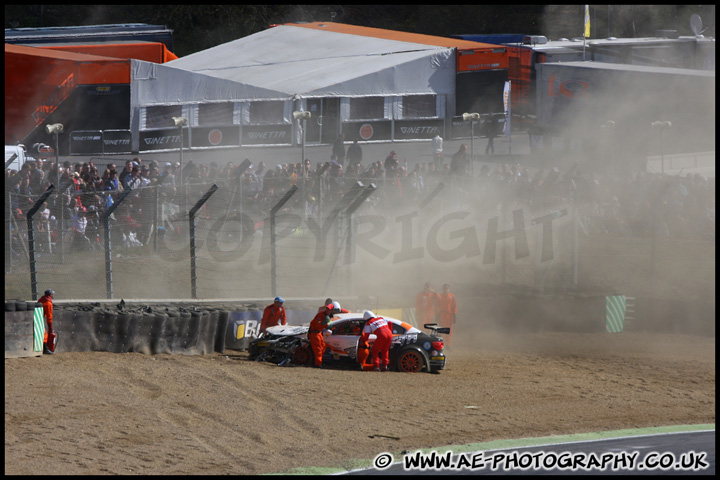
6 144 715 262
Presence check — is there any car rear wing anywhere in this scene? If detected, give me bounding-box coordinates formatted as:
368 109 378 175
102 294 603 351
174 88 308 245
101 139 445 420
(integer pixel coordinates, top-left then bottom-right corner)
423 323 450 335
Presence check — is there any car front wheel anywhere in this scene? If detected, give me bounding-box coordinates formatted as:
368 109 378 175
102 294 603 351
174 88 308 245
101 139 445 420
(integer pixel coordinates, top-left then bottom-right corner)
292 345 313 365
396 349 425 373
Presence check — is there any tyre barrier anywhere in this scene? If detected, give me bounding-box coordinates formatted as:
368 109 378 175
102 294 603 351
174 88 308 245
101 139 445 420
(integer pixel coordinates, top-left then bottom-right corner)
50 307 223 356
7 296 712 358
4 298 368 358
4 302 234 358
4 299 351 358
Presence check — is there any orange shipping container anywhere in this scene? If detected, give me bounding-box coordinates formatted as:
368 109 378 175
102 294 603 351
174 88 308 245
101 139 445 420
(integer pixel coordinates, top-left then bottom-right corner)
41 42 178 63
5 44 132 143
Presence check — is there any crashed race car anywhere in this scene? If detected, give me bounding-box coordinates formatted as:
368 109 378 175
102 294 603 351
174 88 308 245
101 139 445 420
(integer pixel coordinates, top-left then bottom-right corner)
248 313 449 373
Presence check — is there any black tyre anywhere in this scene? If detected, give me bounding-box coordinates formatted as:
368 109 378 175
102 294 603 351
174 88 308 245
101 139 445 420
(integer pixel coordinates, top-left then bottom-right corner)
396 349 425 373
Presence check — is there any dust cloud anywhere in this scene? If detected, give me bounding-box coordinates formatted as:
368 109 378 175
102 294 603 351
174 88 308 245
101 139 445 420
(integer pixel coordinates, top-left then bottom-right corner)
5 6 713 345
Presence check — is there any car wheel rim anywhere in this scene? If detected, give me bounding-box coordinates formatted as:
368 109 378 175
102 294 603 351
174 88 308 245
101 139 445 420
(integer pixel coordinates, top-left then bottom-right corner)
293 345 312 365
399 351 423 373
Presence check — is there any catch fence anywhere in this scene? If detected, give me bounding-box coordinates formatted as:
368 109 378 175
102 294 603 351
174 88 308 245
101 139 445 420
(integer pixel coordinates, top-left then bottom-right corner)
5 165 714 302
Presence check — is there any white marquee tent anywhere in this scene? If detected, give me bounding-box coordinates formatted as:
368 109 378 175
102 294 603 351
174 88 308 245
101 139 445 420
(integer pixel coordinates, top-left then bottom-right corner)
132 23 457 104
128 23 471 150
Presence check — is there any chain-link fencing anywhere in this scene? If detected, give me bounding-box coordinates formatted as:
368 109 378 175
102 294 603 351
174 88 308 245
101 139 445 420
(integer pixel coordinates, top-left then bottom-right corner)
5 161 715 303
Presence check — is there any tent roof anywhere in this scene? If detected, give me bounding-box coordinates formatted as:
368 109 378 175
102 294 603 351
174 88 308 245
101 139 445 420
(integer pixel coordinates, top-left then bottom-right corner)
280 21 501 49
161 23 479 99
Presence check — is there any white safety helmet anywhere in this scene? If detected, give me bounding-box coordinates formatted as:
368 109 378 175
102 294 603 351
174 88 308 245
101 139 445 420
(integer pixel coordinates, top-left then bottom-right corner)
332 301 341 311
363 310 375 321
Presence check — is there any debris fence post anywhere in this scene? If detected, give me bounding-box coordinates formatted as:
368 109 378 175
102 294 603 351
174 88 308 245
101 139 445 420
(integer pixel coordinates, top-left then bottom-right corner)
102 187 134 299
270 185 298 297
26 184 55 300
188 184 219 299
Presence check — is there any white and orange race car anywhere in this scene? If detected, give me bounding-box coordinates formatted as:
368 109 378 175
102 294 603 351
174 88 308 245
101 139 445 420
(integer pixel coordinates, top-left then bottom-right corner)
248 313 448 373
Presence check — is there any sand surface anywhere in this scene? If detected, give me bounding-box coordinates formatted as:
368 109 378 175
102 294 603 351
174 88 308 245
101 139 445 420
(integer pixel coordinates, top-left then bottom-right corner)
4 327 714 475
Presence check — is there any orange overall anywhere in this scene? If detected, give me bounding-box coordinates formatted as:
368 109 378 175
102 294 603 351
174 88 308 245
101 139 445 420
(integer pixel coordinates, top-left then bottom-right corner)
415 289 438 325
260 303 287 334
308 308 332 367
436 292 457 344
39 294 53 344
356 337 375 371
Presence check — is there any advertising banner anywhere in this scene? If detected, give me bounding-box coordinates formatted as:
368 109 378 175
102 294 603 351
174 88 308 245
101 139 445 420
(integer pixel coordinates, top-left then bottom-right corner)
102 130 132 154
191 126 240 148
70 130 133 155
584 5 591 38
393 120 444 140
503 80 512 136
456 47 508 72
226 311 262 350
241 125 292 145
342 121 392 142
139 128 188 152
69 130 103 155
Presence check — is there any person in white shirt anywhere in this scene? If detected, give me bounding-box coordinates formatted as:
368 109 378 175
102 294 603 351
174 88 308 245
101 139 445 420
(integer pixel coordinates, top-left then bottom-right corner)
432 134 443 168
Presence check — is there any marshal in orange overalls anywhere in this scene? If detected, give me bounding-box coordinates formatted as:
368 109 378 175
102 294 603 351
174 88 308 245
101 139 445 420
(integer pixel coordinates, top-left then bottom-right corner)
307 305 333 367
415 283 438 325
39 292 54 344
436 285 457 345
260 301 287 334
